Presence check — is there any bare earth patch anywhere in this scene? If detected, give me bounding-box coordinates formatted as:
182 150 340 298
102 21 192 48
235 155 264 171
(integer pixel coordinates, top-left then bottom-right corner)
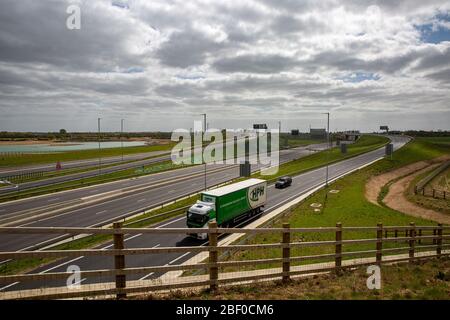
365 155 450 206
383 165 450 224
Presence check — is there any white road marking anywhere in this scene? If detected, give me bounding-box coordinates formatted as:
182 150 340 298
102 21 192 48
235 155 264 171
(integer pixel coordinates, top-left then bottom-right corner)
156 216 186 229
47 198 60 202
138 244 161 281
0 282 19 291
137 198 147 203
168 252 190 265
41 256 85 274
95 210 108 215
139 272 154 281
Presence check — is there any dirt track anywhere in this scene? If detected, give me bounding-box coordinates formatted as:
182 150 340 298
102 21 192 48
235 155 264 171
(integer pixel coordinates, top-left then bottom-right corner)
365 155 450 224
383 165 450 224
365 155 450 206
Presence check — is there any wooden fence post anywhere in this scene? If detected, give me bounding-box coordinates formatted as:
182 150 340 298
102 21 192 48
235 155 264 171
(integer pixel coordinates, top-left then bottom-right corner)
433 228 437 245
394 229 398 239
376 223 383 265
432 189 436 198
335 223 342 273
418 229 422 245
208 221 219 292
409 222 415 264
282 223 291 283
113 222 126 299
437 223 443 258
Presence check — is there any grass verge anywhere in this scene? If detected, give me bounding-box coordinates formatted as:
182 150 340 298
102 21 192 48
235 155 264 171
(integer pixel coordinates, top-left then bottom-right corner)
149 257 450 300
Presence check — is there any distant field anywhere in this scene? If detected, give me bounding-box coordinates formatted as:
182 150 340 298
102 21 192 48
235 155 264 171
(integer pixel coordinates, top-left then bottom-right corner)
281 138 325 148
416 136 450 146
0 143 174 168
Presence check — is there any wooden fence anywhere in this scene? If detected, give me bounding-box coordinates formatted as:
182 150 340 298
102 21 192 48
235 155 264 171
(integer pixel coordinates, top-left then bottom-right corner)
414 186 447 200
0 222 449 300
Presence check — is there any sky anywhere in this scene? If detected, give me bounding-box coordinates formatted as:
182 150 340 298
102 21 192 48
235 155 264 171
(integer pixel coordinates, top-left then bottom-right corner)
0 0 449 133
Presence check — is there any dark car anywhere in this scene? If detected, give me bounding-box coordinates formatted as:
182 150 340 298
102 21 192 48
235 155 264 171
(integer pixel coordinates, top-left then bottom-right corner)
275 176 292 189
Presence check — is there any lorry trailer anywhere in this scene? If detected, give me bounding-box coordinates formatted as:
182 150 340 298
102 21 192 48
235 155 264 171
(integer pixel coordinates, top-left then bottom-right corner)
186 178 267 239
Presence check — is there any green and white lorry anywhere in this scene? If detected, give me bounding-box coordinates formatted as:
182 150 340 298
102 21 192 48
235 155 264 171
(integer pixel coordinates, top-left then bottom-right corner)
186 178 267 239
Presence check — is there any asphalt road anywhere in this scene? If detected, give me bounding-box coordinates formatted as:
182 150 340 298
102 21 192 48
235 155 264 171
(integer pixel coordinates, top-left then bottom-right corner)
0 135 409 292
0 141 330 252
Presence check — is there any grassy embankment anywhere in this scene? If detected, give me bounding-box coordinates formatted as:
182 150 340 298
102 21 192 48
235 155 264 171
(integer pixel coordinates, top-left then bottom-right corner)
213 136 450 273
152 257 450 300
0 143 174 168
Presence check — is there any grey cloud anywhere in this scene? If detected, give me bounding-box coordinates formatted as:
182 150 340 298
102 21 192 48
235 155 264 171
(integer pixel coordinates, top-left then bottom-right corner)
270 14 329 35
156 29 225 68
0 0 153 72
213 54 299 74
304 49 420 74
414 47 450 71
425 68 450 83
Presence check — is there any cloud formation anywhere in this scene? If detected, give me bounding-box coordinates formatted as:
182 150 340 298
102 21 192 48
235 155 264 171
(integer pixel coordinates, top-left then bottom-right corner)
0 0 449 131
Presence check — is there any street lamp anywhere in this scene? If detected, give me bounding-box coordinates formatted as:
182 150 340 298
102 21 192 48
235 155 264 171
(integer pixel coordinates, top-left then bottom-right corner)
121 119 124 162
201 113 207 191
322 112 330 187
98 117 102 175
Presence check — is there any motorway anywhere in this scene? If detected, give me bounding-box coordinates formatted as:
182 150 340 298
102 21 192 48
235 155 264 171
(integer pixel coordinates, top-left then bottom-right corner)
0 135 409 292
0 142 329 252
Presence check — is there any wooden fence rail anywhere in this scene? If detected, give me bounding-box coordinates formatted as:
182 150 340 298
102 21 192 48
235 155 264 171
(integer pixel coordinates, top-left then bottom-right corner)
0 222 449 300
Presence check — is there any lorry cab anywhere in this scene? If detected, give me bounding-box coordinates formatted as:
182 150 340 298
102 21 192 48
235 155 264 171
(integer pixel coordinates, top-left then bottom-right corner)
186 201 216 239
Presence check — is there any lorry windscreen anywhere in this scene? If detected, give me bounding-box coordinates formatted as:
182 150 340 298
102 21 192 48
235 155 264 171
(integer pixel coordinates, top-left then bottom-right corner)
187 211 208 224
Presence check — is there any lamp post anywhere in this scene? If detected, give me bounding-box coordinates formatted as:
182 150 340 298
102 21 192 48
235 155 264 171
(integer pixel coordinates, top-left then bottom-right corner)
201 113 207 191
322 112 330 187
121 119 124 162
98 117 102 175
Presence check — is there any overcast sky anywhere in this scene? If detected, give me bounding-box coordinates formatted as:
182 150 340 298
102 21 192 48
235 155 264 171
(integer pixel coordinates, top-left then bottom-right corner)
0 0 449 132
